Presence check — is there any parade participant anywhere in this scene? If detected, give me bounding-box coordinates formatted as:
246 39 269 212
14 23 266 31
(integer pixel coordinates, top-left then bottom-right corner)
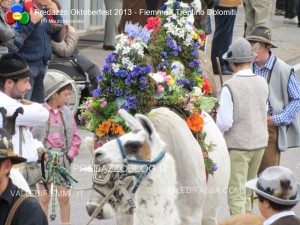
0 0 16 56
211 0 241 75
31 72 81 225
216 37 269 215
0 109 48 225
16 0 63 103
0 53 49 192
246 166 300 224
243 0 271 36
246 26 300 174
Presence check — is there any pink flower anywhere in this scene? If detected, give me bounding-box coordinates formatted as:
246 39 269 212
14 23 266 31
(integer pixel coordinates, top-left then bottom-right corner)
164 75 171 85
157 84 164 94
100 99 107 108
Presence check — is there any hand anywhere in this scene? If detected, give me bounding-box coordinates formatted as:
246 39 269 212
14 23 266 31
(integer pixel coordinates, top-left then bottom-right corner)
46 0 59 13
267 116 275 126
68 25 76 34
66 155 73 163
30 10 43 24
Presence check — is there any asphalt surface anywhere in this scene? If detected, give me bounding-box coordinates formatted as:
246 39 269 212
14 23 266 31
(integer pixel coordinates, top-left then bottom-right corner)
47 6 300 225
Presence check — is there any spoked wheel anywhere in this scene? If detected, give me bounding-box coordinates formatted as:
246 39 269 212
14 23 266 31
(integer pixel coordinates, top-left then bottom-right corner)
46 69 80 115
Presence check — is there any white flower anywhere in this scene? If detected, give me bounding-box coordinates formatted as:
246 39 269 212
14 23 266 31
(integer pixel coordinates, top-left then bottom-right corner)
127 62 135 71
122 46 131 55
165 0 175 5
192 87 204 96
112 63 120 72
150 72 164 83
171 61 185 77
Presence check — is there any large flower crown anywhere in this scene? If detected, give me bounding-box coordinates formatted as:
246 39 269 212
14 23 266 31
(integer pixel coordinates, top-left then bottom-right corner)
82 0 218 175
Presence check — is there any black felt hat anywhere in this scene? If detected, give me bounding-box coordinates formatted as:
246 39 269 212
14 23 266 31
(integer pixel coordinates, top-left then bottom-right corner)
246 26 277 48
0 107 26 164
0 53 31 79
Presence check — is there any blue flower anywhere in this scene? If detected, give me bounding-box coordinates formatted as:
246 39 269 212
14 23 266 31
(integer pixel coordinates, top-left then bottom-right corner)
125 95 138 109
189 80 195 90
114 87 123 96
124 22 142 38
116 70 128 78
158 60 169 71
173 1 180 8
102 64 112 73
160 4 167 11
189 59 200 68
176 79 190 86
211 164 218 172
139 77 147 84
191 50 199 57
140 83 147 90
96 74 103 81
139 27 152 43
160 51 168 58
92 88 102 97
105 54 117 64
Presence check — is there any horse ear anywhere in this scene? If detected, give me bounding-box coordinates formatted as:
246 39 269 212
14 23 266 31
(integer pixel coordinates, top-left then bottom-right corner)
135 114 156 141
3 107 24 135
118 109 142 130
0 107 8 127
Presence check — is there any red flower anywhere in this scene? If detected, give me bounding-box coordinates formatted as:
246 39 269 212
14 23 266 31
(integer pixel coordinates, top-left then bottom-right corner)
202 77 212 96
146 17 161 30
200 32 206 47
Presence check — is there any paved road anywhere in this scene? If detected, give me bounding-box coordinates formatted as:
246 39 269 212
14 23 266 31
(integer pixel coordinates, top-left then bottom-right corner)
47 6 300 225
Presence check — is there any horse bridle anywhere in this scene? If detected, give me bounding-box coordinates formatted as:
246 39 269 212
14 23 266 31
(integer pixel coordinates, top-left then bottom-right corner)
91 138 166 210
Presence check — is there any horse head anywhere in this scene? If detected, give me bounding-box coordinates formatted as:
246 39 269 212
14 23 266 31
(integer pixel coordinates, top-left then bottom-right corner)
86 109 166 220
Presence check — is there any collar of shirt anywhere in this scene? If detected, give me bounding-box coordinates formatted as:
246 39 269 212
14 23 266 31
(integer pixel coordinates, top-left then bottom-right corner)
263 211 296 225
233 68 254 77
254 51 275 72
44 102 63 114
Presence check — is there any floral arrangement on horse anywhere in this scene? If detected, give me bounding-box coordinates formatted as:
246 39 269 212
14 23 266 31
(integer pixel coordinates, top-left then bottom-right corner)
147 0 218 174
81 0 218 175
81 23 155 137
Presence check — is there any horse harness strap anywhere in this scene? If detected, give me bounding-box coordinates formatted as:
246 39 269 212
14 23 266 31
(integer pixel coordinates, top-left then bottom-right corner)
87 180 130 225
5 194 35 225
116 138 166 193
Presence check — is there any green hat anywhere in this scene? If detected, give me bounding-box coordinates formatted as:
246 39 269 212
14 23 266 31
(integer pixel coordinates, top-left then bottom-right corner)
0 53 32 79
246 26 277 48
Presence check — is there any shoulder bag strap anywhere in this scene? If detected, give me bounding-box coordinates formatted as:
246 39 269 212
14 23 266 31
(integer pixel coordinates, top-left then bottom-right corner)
5 193 35 225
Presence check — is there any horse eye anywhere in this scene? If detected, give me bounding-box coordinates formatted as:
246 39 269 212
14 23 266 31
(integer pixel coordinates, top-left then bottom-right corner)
124 141 142 154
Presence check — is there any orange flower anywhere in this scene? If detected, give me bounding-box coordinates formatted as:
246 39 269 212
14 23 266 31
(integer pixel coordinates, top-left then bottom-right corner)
111 123 120 134
117 126 126 135
111 123 126 135
95 120 111 137
187 113 204 132
202 77 212 96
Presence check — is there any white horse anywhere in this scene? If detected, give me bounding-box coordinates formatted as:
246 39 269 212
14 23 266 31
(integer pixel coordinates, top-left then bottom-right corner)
86 107 230 225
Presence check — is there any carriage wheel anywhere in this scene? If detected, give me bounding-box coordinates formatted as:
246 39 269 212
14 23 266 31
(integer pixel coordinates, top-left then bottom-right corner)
46 69 80 115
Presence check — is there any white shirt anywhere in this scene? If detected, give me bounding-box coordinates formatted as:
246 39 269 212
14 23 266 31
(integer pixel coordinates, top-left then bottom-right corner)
0 92 49 162
216 69 268 133
263 211 296 225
